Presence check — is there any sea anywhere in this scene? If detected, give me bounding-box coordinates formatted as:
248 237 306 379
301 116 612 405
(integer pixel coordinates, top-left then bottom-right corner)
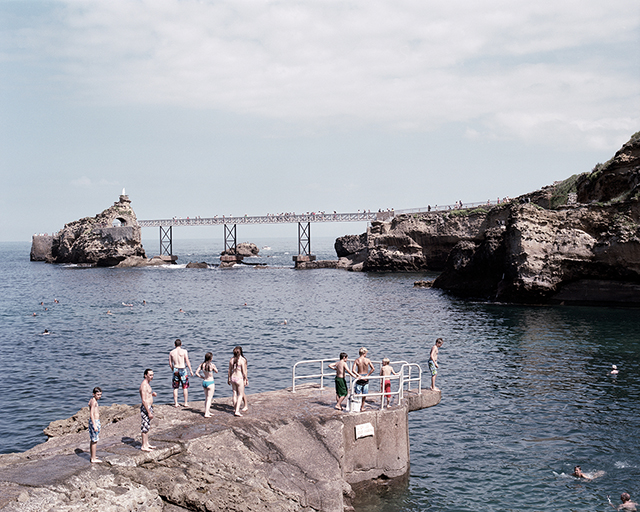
1 237 640 511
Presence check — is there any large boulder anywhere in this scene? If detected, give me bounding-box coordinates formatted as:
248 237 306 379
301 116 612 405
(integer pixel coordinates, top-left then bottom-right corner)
221 242 259 257
36 195 147 266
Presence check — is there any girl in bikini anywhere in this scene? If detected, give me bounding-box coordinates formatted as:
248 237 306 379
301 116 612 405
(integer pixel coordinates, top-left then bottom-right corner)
228 346 248 417
195 352 218 418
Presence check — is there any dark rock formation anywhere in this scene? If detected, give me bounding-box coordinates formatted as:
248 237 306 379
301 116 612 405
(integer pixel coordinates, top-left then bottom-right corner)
29 235 53 261
31 195 148 267
185 262 209 268
221 243 259 257
336 132 640 305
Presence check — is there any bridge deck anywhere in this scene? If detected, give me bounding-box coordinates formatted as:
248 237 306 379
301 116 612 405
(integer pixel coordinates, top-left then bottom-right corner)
138 211 392 227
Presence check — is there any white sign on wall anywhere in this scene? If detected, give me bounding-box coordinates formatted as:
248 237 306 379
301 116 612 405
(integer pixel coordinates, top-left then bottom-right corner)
355 422 375 439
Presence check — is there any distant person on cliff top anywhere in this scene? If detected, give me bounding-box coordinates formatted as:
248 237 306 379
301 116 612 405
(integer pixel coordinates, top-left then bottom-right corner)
380 358 399 408
195 352 218 418
329 353 358 411
228 346 248 417
429 338 444 391
139 369 156 451
609 492 638 510
169 339 193 408
352 347 375 410
88 387 102 463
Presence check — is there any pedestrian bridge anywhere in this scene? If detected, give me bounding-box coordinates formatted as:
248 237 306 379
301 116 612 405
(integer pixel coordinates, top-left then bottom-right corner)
137 200 501 263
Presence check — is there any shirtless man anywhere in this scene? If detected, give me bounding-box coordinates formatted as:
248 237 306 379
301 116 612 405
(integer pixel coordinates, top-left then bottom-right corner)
88 387 102 463
429 338 444 391
139 369 157 451
169 339 193 407
609 493 638 511
328 353 358 410
352 347 375 409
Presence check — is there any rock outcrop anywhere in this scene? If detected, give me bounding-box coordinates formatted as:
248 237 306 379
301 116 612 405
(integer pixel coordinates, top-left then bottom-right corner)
31 195 150 267
0 386 440 512
221 243 259 257
336 132 640 305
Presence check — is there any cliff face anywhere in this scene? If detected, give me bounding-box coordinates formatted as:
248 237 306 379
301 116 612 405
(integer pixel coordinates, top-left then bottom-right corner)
336 133 640 305
31 195 147 267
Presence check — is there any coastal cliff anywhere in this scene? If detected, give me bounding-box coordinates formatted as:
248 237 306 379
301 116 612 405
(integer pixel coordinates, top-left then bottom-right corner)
0 386 439 512
31 194 154 267
336 132 640 305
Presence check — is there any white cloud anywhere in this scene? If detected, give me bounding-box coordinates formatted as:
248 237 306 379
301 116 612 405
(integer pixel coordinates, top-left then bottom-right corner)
7 0 640 149
70 176 92 188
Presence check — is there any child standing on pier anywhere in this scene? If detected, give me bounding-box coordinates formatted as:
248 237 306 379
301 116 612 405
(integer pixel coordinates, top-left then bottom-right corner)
429 338 444 391
328 353 358 411
380 358 399 408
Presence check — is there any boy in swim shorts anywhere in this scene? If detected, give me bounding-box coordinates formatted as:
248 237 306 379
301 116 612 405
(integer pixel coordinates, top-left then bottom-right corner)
88 387 102 463
429 338 443 391
328 353 358 411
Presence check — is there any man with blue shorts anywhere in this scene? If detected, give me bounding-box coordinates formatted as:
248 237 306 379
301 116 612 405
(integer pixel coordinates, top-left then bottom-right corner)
352 347 375 410
169 338 193 407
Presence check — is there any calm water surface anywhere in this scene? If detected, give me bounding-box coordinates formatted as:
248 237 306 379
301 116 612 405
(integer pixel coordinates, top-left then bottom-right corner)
1 238 639 511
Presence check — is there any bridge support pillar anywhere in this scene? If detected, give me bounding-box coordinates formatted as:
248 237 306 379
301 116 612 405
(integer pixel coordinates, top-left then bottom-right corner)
160 226 173 256
293 222 315 267
221 224 243 267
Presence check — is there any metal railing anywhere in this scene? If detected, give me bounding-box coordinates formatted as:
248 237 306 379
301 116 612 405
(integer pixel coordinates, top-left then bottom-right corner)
138 211 383 227
292 358 421 412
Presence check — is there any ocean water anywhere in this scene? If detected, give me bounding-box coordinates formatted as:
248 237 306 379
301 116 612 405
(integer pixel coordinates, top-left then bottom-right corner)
2 237 640 511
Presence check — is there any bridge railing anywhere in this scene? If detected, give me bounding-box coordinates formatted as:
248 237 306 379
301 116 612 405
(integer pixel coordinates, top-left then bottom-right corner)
138 211 381 228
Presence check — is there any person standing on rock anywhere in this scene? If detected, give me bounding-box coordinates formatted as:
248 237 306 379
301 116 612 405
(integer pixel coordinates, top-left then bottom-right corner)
88 387 102 463
352 348 375 410
195 352 218 418
169 338 193 408
329 353 358 411
428 338 444 391
139 369 157 451
228 346 248 417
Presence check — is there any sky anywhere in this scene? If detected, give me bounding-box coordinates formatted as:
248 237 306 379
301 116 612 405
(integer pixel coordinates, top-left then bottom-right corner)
1 0 639 242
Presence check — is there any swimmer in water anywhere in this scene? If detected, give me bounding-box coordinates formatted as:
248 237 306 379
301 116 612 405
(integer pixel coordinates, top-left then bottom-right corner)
42 329 50 335
609 492 638 511
179 309 185 313
106 310 112 315
573 466 592 480
611 365 619 375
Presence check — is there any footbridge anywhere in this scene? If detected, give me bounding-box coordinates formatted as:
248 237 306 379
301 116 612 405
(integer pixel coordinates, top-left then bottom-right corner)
138 210 394 264
138 199 502 264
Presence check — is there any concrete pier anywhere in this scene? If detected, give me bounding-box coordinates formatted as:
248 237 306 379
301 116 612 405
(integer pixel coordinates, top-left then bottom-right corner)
0 385 439 512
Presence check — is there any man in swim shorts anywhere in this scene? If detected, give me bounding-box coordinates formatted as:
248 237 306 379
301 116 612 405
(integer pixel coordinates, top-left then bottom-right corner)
139 369 157 451
88 387 102 463
328 353 358 411
352 347 375 409
169 338 193 407
429 338 444 391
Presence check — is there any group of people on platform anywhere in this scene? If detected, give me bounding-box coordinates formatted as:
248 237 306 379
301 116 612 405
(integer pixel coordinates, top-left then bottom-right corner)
328 338 443 412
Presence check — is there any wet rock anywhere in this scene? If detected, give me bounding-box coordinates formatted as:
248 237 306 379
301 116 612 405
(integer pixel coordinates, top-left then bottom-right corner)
186 262 209 268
